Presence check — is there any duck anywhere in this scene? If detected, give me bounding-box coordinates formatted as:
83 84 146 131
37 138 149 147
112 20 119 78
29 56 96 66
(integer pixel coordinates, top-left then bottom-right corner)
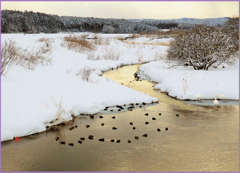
99 138 105 142
218 94 226 100
213 97 219 106
142 134 148 137
152 117 156 120
88 135 94 140
196 94 202 100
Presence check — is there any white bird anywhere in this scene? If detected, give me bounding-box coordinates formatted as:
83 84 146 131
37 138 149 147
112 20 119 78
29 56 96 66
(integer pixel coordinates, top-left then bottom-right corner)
218 94 226 100
196 94 202 100
213 97 219 106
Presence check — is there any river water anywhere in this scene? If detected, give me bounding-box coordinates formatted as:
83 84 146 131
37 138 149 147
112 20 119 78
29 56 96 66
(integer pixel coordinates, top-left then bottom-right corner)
1 64 239 172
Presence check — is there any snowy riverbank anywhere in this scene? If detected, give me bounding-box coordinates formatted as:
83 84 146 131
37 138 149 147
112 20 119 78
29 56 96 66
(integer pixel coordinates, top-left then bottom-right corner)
1 33 165 142
139 60 239 100
1 33 238 142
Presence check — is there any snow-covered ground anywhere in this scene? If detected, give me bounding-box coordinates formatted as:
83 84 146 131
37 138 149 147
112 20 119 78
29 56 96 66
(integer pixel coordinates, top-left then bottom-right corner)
139 60 239 100
1 33 238 142
1 33 168 142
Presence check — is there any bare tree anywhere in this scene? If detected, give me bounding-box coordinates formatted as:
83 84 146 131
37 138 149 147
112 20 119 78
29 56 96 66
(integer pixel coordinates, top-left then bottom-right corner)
167 25 238 70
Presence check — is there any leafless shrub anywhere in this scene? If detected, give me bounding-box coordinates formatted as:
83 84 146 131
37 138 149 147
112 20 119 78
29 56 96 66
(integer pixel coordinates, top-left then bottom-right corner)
61 35 96 53
1 39 52 75
167 25 238 70
1 39 21 76
76 67 93 82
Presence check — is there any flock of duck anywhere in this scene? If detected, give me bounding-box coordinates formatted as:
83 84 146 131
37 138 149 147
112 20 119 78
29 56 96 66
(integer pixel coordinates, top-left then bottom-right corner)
55 103 178 147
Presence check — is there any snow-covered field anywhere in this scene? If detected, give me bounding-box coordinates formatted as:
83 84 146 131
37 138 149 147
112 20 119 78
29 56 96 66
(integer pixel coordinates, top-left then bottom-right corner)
1 33 238 142
139 60 239 100
1 33 167 142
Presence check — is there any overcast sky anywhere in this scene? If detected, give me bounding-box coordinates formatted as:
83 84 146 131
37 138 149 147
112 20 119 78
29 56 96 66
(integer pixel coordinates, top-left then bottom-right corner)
1 1 239 19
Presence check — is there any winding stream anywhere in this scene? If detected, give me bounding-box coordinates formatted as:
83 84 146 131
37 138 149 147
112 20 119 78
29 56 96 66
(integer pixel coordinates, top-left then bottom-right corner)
1 64 239 172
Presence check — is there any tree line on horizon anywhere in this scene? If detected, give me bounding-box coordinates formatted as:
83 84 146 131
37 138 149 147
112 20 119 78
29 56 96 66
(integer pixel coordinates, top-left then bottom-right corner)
1 10 182 34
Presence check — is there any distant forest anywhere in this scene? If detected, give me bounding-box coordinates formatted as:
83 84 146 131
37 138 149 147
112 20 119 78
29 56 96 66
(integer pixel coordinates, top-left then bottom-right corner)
1 10 181 34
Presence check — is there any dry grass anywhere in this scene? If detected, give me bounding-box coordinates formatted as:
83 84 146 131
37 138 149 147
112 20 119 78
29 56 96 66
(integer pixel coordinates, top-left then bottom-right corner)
87 52 101 61
124 41 170 46
50 95 66 120
1 39 20 76
154 52 165 60
137 53 143 62
38 38 51 42
92 37 111 46
102 48 120 60
116 36 125 41
87 48 120 61
182 78 189 95
129 34 139 39
139 29 185 38
76 67 93 82
61 35 96 53
1 39 52 75
80 34 90 40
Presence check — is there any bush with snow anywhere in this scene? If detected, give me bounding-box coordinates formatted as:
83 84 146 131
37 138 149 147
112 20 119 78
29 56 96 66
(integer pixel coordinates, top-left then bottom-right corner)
222 17 239 50
167 25 238 70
